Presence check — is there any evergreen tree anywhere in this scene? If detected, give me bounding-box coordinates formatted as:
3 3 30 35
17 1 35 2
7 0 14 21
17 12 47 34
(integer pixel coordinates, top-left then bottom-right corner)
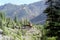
14 15 18 23
0 12 6 29
44 0 60 40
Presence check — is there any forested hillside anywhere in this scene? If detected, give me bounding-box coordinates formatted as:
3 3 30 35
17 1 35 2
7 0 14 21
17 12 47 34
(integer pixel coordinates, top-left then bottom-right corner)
0 12 44 40
0 0 60 40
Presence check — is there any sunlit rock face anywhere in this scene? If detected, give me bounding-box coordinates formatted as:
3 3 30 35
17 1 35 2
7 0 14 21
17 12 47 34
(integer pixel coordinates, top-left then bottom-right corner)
22 27 42 40
0 35 13 40
0 29 13 40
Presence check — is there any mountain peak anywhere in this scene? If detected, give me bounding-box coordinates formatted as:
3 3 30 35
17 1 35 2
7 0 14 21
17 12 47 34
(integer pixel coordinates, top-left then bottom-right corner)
0 1 47 24
4 3 17 6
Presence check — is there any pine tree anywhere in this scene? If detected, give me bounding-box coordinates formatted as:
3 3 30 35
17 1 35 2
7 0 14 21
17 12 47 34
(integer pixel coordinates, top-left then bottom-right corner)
44 0 60 40
14 15 18 23
0 12 6 29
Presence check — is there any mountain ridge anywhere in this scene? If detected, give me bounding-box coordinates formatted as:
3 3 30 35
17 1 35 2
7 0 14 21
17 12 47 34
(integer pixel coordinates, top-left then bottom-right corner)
0 1 47 24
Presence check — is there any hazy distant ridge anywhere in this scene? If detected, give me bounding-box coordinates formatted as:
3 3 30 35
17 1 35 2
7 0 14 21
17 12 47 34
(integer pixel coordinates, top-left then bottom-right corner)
0 1 47 24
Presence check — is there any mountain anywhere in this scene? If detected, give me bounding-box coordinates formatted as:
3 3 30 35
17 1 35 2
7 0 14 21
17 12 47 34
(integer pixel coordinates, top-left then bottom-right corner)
31 13 47 24
0 1 47 24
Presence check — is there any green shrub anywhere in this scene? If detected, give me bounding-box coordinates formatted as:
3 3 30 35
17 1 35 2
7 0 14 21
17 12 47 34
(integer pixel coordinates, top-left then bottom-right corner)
47 37 56 40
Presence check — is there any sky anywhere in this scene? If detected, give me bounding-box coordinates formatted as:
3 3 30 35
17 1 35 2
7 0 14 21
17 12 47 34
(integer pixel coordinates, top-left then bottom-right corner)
0 0 42 5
